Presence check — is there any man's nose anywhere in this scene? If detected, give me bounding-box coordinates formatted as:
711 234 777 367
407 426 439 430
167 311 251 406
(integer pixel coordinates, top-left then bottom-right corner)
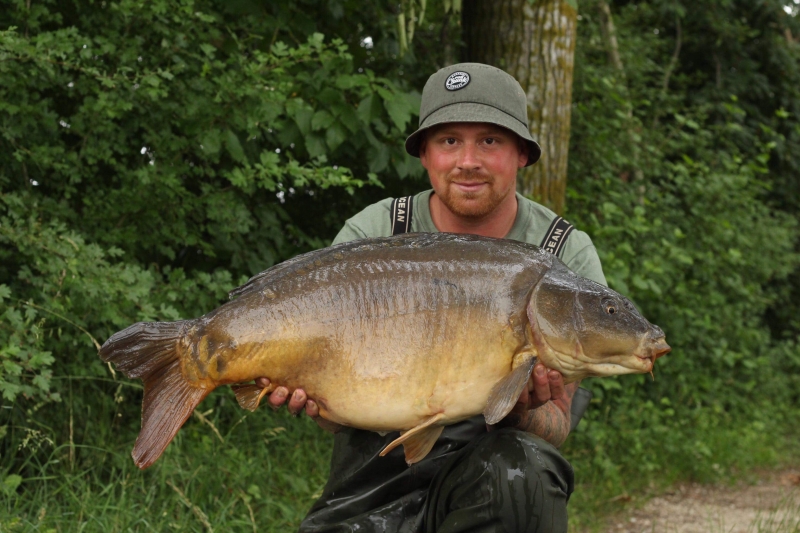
456 143 481 170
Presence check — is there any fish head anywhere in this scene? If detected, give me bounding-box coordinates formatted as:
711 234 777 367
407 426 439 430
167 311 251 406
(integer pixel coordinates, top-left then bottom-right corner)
527 267 670 382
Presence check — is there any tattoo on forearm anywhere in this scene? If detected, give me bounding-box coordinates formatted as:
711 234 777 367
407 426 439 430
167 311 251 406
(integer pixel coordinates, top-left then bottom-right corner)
522 403 570 447
519 381 580 447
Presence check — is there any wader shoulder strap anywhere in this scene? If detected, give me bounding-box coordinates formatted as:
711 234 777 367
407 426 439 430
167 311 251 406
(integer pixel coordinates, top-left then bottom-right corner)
541 215 591 430
390 196 414 236
540 216 575 258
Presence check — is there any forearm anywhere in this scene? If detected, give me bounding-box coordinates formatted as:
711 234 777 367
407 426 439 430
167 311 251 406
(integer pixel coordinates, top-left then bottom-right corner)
518 401 571 447
517 381 580 448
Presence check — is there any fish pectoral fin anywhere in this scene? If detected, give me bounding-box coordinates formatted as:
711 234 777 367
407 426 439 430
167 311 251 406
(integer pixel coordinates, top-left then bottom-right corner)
483 352 538 425
379 413 446 464
231 383 274 412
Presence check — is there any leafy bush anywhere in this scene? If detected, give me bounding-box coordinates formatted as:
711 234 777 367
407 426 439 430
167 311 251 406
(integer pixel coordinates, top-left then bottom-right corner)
1 0 799 529
562 0 800 509
0 0 422 407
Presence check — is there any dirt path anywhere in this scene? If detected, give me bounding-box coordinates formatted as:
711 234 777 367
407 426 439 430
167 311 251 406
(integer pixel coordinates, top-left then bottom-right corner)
605 470 800 533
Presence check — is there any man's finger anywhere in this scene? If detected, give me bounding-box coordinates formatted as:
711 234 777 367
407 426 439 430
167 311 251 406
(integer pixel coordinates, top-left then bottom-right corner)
307 400 343 433
288 388 307 415
547 370 566 401
531 364 552 405
255 377 270 389
268 386 289 410
306 399 320 418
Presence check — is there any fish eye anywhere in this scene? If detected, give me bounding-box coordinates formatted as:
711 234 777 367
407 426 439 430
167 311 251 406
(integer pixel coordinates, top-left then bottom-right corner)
603 299 617 315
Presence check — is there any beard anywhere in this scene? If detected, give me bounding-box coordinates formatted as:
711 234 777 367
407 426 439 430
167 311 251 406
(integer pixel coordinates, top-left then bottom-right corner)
435 170 512 219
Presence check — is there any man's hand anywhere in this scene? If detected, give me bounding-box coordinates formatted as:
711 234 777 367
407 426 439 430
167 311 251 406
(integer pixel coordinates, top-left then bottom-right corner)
494 363 574 447
254 378 343 433
522 362 567 409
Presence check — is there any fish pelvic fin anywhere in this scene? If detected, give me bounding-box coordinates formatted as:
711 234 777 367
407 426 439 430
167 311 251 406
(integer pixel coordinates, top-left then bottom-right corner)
483 352 537 425
231 383 274 411
380 413 446 465
99 320 210 469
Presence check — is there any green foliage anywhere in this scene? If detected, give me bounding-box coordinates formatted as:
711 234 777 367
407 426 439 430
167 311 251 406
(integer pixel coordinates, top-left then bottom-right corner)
1 0 799 529
0 1 422 524
0 0 424 404
0 386 333 531
562 0 800 510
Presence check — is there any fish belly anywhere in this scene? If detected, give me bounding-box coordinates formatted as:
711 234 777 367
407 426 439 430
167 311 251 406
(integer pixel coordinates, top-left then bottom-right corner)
186 234 540 432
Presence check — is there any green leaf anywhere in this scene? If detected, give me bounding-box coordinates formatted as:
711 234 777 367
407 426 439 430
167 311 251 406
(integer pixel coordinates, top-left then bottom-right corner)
293 107 314 137
382 95 413 132
200 129 222 155
2 475 22 496
225 129 246 163
305 134 327 158
357 95 378 123
368 144 390 173
325 123 348 152
199 43 216 57
311 110 335 131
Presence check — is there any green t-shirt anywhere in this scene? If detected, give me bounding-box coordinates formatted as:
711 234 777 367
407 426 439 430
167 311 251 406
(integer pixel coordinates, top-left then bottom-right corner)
333 189 607 286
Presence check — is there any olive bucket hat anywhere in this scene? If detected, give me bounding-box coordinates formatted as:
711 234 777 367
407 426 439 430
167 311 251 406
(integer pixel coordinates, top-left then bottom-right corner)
404 63 542 166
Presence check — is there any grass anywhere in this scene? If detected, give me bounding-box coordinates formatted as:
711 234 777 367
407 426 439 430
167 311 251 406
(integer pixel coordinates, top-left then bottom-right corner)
1 376 798 532
0 379 333 532
749 489 800 533
564 413 800 532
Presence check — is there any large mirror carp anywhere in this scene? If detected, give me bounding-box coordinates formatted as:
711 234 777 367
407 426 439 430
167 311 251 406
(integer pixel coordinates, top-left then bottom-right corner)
100 233 669 469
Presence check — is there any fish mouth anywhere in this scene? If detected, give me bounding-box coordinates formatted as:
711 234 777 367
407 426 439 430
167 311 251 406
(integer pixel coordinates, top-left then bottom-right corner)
650 338 671 360
636 338 671 371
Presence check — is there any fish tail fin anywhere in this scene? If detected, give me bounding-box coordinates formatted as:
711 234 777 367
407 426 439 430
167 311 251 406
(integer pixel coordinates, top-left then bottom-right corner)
100 320 210 469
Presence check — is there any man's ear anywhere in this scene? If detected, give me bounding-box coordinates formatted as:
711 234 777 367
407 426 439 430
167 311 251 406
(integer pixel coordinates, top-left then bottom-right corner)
517 138 529 168
418 135 429 169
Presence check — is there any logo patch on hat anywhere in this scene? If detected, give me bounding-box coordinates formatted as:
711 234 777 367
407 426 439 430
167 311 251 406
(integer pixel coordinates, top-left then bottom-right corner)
445 71 470 91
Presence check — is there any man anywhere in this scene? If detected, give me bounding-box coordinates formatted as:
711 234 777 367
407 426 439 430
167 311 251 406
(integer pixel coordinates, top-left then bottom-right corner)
259 63 606 532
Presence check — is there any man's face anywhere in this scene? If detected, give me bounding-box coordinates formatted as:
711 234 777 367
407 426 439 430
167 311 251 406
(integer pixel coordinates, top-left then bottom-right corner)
419 122 528 219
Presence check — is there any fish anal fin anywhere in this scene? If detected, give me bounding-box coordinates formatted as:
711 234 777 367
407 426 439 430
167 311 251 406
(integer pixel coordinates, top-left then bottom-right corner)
483 351 537 425
133 360 211 469
379 413 446 464
402 425 444 464
231 383 274 411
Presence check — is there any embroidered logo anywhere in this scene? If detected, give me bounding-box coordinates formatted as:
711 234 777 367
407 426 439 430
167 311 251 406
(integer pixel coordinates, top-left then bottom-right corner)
445 71 470 91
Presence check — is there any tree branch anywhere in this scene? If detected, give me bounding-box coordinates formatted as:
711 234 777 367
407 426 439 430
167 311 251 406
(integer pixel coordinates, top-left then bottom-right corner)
597 0 624 74
661 16 682 92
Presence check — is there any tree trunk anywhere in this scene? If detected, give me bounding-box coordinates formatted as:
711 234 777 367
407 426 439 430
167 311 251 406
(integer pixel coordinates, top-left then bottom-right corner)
462 0 577 215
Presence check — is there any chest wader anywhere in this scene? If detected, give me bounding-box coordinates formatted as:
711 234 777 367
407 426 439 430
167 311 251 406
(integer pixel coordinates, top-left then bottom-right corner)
299 198 585 533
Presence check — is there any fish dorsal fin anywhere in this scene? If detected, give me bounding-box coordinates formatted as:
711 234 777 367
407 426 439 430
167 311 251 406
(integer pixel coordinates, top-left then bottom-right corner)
483 352 537 425
231 383 274 411
228 237 410 300
380 413 446 464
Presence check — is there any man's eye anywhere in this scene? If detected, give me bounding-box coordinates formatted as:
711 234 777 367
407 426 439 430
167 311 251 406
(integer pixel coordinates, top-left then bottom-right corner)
444 138 456 145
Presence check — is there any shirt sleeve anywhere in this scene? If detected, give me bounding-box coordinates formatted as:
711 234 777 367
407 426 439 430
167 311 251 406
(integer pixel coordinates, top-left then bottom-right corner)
561 230 607 287
332 220 369 245
331 198 395 245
